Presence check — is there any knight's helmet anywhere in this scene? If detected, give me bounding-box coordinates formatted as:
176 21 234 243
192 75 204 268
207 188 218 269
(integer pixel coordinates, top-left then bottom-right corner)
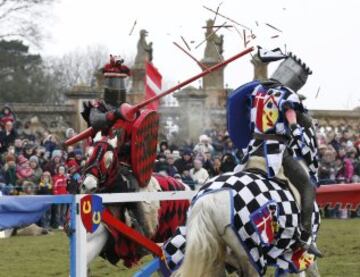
270 52 312 92
103 55 130 107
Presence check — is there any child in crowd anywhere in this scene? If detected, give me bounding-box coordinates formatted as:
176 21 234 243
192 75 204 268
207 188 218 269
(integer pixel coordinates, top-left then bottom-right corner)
52 166 68 229
38 171 53 229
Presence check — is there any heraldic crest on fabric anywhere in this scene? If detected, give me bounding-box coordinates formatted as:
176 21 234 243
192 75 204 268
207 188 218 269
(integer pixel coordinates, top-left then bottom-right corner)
164 170 320 275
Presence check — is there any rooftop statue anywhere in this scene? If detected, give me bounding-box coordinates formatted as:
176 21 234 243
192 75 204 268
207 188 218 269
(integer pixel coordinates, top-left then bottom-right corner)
203 19 224 63
134 29 153 68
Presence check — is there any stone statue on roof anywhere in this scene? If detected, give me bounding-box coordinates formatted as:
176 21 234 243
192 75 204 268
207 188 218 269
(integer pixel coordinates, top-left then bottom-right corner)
203 19 224 63
134 29 153 68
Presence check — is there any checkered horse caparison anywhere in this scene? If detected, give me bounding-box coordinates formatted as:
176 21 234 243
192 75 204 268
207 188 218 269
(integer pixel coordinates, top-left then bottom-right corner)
164 170 320 275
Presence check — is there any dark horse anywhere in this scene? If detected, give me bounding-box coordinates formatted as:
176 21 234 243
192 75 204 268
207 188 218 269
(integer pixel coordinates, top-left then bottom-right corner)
80 132 190 268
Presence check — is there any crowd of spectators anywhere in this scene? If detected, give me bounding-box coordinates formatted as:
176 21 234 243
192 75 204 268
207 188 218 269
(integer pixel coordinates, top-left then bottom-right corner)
0 105 84 230
155 127 360 189
317 128 360 185
1 104 360 226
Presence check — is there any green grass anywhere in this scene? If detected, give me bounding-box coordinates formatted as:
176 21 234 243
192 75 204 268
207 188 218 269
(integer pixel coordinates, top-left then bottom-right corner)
0 219 359 276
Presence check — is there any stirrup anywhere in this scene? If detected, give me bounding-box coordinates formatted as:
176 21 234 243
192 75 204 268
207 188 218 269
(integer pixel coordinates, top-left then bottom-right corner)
298 230 323 258
308 243 323 258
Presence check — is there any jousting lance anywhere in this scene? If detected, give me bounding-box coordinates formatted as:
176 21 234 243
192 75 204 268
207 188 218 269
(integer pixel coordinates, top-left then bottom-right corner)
64 46 254 146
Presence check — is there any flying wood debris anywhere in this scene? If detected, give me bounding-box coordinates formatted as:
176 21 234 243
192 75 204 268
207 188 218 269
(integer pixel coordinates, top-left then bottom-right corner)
203 5 251 31
243 29 248 47
250 30 256 39
202 25 233 28
212 2 222 23
195 21 227 49
316 87 321 99
173 41 208 70
265 23 283 33
270 35 280 39
180 36 191 51
129 20 137 36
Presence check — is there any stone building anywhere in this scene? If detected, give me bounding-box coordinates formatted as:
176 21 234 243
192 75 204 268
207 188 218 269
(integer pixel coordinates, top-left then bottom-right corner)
0 102 76 139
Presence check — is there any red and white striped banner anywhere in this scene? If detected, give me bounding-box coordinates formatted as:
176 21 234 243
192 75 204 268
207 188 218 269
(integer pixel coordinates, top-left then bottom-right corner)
145 61 162 110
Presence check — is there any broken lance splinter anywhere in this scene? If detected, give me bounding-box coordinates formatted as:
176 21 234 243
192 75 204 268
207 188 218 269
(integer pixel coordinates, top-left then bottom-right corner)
64 46 254 146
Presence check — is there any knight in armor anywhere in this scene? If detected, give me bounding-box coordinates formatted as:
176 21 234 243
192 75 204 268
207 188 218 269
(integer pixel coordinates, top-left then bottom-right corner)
80 55 151 238
239 51 322 257
81 55 130 132
81 55 139 192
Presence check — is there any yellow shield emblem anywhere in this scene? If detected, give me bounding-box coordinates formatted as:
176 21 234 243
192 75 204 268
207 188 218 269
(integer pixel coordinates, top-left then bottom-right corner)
261 95 279 132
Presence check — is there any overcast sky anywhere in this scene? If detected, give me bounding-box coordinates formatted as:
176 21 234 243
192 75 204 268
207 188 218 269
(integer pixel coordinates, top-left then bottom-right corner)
42 0 360 110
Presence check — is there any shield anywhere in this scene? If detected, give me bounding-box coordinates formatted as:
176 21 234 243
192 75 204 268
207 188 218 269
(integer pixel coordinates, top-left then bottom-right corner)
255 93 279 133
131 109 160 187
80 194 103 233
250 202 277 245
227 80 260 149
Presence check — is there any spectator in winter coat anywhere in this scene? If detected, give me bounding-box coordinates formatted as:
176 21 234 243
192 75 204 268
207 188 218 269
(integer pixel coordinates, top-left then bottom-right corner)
159 141 169 153
22 143 35 159
193 134 214 156
203 151 216 177
14 138 23 156
43 149 63 176
29 155 43 184
336 157 354 183
154 153 169 175
213 156 222 176
52 166 68 228
165 154 178 177
16 155 33 183
180 170 196 190
43 134 58 154
66 159 82 194
220 153 237 173
0 121 17 153
174 150 193 174
318 150 336 184
0 105 16 128
3 153 16 194
190 159 209 190
38 171 53 229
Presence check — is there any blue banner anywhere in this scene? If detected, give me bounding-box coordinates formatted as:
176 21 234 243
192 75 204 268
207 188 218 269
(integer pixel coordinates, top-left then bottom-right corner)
0 195 72 230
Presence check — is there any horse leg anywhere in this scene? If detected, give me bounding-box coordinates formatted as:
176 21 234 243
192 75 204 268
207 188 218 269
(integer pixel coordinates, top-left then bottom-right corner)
86 224 109 265
210 191 260 277
174 191 228 277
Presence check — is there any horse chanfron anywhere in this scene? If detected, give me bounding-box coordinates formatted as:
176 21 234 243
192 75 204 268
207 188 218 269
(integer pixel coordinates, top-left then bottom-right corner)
81 174 99 194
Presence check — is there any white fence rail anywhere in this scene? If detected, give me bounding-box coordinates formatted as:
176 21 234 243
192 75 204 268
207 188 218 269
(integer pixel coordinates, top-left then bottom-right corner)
74 191 196 276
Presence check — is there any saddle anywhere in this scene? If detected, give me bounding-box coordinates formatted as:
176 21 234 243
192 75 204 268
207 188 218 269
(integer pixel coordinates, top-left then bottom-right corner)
242 156 302 208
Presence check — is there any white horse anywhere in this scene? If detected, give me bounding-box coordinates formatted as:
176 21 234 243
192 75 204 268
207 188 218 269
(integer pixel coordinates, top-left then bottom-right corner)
169 156 320 277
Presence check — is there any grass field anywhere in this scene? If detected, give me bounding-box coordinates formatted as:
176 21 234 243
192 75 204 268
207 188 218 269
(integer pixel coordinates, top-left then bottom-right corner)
0 219 359 277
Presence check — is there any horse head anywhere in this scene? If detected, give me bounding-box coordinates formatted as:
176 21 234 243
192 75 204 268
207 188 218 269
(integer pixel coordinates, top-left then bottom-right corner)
81 132 119 193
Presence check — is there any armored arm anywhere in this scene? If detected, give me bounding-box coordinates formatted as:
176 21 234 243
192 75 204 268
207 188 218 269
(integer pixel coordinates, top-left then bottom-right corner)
285 109 319 184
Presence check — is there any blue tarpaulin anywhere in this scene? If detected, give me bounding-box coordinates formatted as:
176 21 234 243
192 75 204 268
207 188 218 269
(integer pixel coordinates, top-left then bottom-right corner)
0 195 73 230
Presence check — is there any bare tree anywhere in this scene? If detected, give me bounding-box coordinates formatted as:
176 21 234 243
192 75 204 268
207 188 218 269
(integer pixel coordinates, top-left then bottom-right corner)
0 0 53 47
45 45 109 90
45 45 135 88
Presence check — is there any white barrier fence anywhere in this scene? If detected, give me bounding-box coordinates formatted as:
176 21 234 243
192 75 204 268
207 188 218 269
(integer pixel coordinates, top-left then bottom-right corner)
74 191 196 276
0 191 196 276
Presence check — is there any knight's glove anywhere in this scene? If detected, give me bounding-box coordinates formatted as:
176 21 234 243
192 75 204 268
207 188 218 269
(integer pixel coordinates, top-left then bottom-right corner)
105 108 124 123
289 123 303 140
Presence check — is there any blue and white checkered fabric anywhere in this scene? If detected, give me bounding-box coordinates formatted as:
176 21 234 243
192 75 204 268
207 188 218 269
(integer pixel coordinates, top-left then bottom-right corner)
163 170 320 275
